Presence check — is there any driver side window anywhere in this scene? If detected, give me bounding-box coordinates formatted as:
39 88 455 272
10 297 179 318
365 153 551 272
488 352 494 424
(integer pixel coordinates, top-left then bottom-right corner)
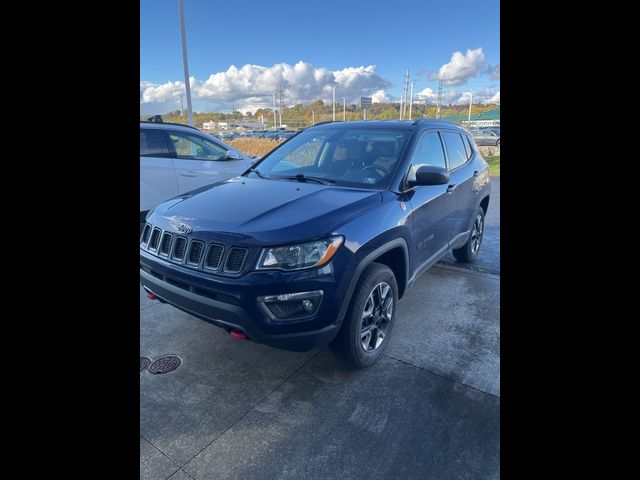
168 131 227 161
407 131 446 182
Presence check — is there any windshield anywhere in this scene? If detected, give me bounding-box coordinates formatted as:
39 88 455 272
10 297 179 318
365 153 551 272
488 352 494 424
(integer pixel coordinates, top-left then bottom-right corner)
251 128 411 189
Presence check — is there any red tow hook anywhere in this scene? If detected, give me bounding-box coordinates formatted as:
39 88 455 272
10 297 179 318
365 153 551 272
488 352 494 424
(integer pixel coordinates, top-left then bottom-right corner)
230 329 248 340
146 292 158 300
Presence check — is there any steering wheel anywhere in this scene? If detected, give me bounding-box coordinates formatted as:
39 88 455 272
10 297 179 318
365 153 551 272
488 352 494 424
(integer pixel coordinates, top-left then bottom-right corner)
363 164 388 178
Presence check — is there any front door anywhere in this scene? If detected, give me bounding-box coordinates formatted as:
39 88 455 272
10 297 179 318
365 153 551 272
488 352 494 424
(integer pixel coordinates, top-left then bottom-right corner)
405 130 455 275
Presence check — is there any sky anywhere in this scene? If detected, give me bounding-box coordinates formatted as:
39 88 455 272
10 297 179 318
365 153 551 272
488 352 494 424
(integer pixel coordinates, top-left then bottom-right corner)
140 0 500 114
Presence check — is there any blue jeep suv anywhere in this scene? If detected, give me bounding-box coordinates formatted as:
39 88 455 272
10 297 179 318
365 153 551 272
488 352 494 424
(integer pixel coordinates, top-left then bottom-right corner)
140 119 490 367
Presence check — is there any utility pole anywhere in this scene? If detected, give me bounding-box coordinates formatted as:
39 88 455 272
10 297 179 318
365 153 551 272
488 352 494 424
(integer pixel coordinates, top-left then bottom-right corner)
467 89 473 124
436 79 443 119
343 98 346 121
332 86 336 121
409 81 414 120
399 92 404 120
272 92 277 130
402 70 410 118
178 0 193 126
179 94 184 117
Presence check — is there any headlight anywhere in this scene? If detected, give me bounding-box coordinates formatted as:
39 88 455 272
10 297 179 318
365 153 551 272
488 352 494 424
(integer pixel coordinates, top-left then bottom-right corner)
256 236 344 271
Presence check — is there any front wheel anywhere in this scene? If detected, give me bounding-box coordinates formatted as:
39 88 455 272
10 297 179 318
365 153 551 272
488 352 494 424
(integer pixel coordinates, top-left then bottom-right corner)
452 206 485 263
330 262 398 368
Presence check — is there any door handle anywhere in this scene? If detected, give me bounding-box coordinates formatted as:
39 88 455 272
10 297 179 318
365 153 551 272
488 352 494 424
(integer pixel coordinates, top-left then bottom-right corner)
179 172 198 177
446 184 457 193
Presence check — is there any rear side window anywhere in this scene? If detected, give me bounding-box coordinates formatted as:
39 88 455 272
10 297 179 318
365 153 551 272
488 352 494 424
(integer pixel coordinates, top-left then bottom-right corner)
463 135 474 159
407 131 446 182
140 129 170 157
442 132 468 170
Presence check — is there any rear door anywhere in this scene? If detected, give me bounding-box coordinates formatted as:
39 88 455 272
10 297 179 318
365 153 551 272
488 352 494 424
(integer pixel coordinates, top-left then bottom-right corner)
406 130 455 274
441 130 477 244
166 130 250 194
140 128 178 212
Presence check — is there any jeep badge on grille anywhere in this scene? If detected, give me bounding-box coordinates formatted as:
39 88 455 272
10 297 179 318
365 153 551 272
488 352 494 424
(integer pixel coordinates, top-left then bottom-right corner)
178 224 193 234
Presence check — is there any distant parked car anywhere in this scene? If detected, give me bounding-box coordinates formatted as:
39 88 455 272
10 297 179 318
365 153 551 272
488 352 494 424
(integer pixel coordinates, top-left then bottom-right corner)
140 120 252 221
472 129 500 146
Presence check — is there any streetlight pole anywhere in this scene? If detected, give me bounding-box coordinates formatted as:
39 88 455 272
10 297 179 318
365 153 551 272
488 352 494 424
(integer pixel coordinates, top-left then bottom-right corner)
332 86 336 121
178 0 193 126
272 93 277 130
409 81 414 120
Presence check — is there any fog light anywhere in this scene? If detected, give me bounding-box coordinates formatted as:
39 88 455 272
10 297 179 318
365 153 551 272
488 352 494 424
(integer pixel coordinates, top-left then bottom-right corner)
257 290 324 321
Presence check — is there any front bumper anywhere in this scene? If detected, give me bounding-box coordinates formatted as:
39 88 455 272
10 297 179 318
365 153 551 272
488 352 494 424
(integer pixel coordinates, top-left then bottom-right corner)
140 249 345 351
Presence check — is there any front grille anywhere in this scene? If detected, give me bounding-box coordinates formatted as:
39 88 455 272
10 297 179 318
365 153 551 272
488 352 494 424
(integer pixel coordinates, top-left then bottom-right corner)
187 240 204 265
141 224 151 244
141 223 252 277
204 244 224 270
149 228 161 250
225 248 248 273
172 237 187 261
159 233 173 256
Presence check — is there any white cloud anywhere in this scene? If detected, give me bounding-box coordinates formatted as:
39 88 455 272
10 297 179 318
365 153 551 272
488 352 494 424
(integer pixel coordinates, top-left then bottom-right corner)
140 61 391 114
430 48 486 86
487 91 500 104
371 90 390 103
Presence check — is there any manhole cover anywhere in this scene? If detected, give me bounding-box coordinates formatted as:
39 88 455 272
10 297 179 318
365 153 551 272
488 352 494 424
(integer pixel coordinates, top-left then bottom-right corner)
148 355 181 374
140 357 151 371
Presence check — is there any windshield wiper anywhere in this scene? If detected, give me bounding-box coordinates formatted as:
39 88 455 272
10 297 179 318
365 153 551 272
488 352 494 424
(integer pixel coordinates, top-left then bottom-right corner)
273 174 334 185
248 167 269 179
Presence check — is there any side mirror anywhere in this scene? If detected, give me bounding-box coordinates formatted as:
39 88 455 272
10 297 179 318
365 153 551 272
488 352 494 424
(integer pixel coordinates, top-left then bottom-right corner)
409 165 450 187
224 150 243 161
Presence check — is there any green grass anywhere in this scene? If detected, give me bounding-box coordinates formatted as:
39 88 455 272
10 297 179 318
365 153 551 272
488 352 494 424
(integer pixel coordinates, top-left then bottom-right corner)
485 155 500 176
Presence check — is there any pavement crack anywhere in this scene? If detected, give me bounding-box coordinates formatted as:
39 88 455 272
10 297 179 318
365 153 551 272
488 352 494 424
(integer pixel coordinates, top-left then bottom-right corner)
180 348 323 470
383 352 500 399
141 434 183 472
167 467 196 480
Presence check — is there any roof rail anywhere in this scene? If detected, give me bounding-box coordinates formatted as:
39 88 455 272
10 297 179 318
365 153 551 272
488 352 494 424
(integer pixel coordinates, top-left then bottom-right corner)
140 120 201 131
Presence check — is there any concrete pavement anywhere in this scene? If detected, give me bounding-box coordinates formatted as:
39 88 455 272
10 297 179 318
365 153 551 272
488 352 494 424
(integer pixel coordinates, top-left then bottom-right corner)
141 264 499 479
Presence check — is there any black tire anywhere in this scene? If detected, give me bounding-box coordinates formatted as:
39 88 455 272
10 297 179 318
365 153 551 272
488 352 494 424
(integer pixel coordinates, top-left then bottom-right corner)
452 206 485 263
330 262 398 368
496 139 500 146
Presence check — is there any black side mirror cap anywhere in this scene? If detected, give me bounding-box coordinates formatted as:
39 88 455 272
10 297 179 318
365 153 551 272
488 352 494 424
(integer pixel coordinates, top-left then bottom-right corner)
408 165 450 187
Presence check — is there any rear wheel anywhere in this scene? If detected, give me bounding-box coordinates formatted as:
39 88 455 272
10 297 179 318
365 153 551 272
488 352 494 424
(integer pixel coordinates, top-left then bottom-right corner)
330 262 398 368
452 206 485 263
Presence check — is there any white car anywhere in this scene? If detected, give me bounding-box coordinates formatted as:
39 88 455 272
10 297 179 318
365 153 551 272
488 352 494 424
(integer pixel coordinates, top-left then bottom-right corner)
140 121 253 220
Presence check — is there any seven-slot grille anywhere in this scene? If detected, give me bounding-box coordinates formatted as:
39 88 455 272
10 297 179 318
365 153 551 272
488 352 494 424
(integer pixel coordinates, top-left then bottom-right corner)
225 248 248 273
141 224 249 275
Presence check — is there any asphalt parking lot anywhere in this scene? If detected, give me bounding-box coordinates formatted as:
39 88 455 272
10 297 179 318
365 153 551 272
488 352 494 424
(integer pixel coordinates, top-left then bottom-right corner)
140 176 500 479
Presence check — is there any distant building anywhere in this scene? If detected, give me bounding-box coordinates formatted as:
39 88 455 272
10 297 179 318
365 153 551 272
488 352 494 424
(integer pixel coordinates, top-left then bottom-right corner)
218 122 229 130
202 120 217 130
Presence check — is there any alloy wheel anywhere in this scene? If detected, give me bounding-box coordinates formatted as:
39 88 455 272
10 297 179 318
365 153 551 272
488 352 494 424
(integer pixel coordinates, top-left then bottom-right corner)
360 282 393 352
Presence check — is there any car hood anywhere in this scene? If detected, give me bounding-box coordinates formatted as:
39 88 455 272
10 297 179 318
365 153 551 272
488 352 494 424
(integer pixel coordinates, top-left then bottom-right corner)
149 177 382 244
